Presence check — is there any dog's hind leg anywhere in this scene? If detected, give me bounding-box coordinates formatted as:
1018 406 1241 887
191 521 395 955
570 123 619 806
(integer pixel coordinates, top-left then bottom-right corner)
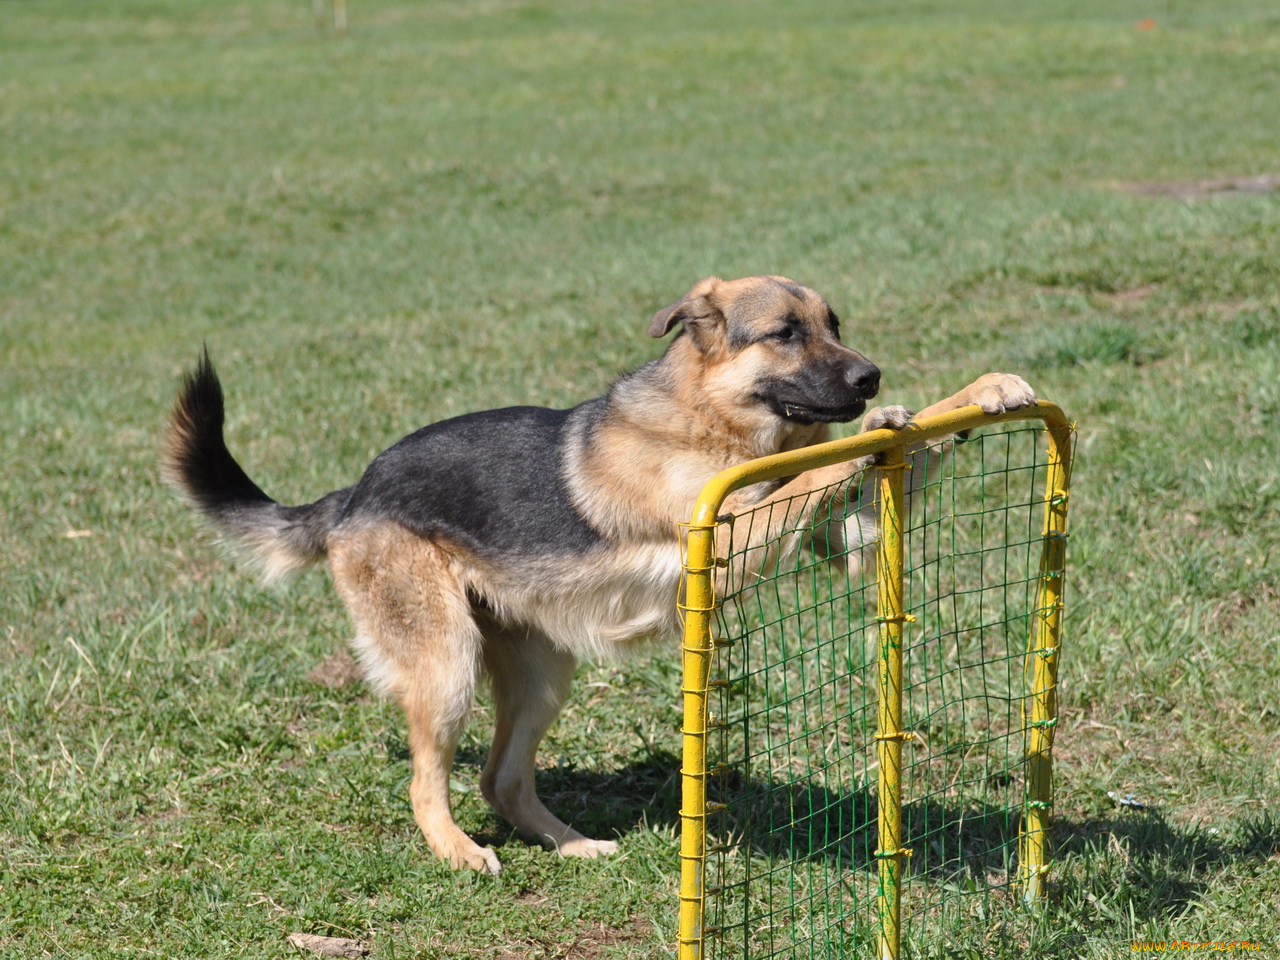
330 529 501 875
402 646 500 875
480 626 619 859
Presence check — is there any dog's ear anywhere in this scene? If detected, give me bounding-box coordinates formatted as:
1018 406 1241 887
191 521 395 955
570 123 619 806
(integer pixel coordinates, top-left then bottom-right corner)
649 276 723 338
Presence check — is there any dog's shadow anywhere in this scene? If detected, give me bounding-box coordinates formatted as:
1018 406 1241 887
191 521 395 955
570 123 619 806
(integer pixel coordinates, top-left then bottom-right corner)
454 745 684 850
463 745 1021 884
467 747 1280 925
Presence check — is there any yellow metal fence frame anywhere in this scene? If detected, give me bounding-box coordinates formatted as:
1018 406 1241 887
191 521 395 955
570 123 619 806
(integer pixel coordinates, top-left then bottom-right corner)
676 401 1074 960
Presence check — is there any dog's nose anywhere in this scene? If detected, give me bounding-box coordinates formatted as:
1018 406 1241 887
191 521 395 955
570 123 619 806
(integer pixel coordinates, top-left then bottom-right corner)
847 362 880 398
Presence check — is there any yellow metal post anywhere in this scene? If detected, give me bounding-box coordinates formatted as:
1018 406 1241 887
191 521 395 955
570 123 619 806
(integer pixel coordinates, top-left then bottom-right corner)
1020 420 1074 901
874 443 910 960
678 519 718 960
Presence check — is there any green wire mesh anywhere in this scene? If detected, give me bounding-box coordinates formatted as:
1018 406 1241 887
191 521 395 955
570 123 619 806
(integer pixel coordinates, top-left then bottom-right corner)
700 421 1064 959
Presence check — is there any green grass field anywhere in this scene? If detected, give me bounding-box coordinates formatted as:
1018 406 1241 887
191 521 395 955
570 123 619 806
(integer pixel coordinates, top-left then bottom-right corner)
3 1 1279 956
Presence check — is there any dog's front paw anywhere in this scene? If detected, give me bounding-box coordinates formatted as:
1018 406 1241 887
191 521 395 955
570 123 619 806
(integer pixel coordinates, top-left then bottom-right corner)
963 373 1036 415
861 404 915 433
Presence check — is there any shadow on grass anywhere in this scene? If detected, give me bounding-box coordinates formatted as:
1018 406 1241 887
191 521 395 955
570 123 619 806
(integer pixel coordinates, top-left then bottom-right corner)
468 745 1280 926
1051 808 1280 920
471 746 1020 883
697 771 1026 885
449 745 684 850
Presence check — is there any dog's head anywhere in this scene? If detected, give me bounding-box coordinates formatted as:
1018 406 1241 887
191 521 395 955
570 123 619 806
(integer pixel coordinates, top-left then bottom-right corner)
650 275 880 426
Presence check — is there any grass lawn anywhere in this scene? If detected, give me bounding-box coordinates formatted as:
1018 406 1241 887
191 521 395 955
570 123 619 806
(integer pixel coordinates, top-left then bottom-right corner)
3 0 1279 956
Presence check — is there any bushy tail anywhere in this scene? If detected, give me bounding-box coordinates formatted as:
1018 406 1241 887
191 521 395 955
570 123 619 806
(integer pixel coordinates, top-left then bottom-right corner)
162 350 346 583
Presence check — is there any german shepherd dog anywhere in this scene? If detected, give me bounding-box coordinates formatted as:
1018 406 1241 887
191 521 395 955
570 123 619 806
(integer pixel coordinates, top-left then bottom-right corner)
164 275 1035 875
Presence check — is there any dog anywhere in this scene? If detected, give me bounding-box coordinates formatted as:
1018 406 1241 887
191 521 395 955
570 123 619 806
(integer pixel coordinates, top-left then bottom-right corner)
164 274 1035 875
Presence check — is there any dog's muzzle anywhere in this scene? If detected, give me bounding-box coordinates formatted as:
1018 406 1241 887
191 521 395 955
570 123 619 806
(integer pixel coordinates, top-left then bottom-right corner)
764 358 881 425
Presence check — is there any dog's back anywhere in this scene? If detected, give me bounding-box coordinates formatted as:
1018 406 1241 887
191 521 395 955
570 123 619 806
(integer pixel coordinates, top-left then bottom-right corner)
339 404 605 558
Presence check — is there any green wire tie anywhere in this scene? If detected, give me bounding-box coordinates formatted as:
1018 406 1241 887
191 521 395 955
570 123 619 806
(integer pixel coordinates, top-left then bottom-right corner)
874 613 917 625
874 731 917 742
1037 601 1065 620
874 847 914 860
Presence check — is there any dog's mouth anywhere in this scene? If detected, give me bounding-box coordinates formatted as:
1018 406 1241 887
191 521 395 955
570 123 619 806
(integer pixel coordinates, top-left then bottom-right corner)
768 397 868 425
755 360 880 426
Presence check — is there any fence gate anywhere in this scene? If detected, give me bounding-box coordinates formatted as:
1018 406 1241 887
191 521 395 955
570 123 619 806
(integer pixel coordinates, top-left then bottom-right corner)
677 402 1073 960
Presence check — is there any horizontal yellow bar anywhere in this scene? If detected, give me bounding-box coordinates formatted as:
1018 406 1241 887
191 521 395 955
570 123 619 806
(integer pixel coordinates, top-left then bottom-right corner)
688 401 1069 528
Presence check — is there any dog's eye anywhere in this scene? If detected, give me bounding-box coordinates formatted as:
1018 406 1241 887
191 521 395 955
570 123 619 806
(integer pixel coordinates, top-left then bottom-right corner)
772 327 794 341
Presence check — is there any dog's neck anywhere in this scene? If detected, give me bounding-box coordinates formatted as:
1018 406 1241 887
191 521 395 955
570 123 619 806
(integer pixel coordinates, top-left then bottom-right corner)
560 340 834 542
611 337 826 462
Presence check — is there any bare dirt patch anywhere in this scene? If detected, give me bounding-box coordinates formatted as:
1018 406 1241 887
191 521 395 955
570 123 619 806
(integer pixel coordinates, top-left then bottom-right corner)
307 650 365 688
286 932 369 957
1122 174 1280 200
494 918 654 960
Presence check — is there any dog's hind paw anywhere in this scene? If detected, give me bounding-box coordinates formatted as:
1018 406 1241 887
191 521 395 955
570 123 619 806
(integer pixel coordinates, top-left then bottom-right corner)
436 836 503 875
557 837 620 860
463 846 503 875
